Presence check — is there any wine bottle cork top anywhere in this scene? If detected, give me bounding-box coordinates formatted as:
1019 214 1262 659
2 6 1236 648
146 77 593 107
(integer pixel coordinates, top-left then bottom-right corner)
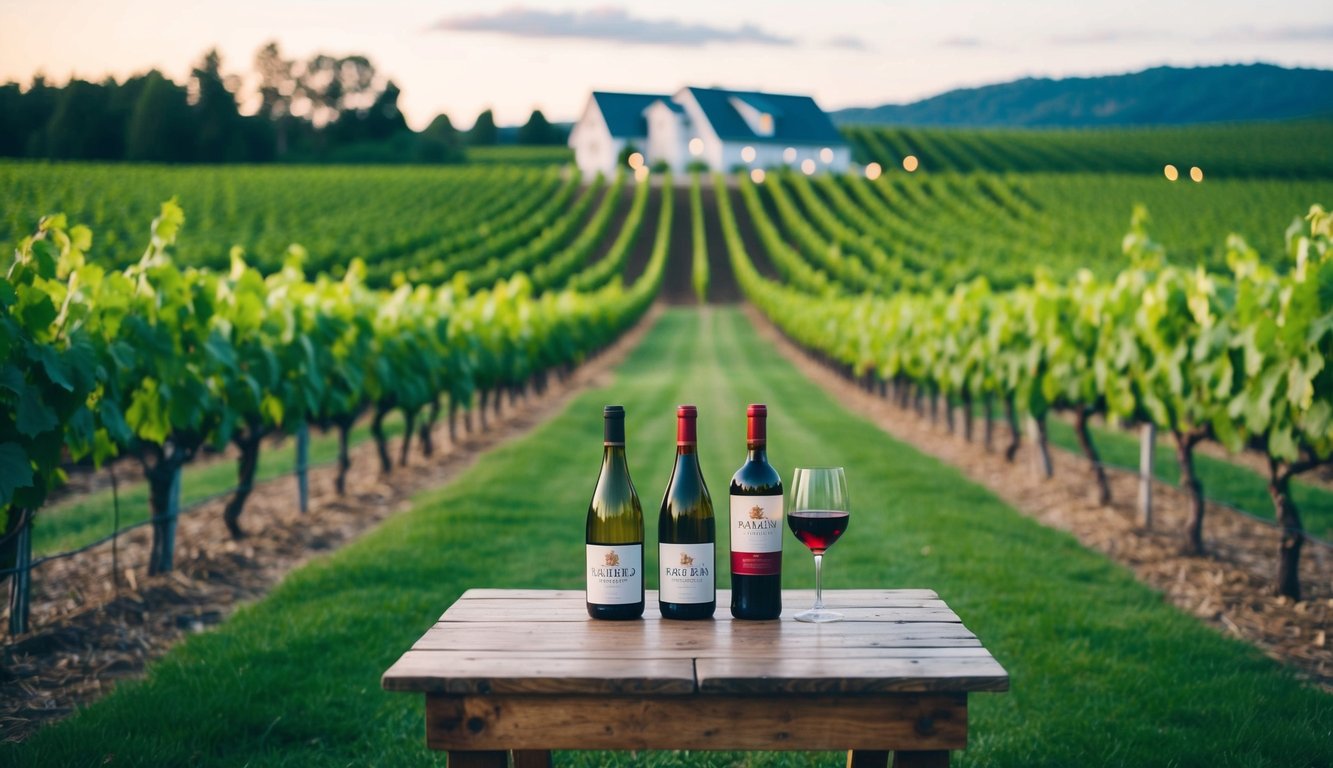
677 405 697 445
747 404 767 443
603 405 625 445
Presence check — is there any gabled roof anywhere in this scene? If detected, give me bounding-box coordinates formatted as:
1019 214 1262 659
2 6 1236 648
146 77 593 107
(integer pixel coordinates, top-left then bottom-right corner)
685 87 844 145
590 91 668 138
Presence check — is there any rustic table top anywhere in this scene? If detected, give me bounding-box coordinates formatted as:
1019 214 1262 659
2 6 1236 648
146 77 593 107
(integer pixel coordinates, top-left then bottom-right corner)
382 588 1009 697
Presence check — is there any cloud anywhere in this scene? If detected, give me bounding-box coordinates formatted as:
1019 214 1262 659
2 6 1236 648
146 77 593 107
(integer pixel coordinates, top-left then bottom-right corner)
1207 24 1333 43
825 35 870 51
1049 28 1167 46
433 6 795 48
939 36 987 48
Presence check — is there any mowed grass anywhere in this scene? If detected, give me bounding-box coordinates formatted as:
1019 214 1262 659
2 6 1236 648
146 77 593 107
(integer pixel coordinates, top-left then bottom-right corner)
33 413 409 557
6 308 1329 767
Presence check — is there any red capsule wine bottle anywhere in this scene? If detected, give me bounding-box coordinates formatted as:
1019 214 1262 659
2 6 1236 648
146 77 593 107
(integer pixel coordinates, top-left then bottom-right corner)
658 405 716 620
586 405 644 620
729 404 783 620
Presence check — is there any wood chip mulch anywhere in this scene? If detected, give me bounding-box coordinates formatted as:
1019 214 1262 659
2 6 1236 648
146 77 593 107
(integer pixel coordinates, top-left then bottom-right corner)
0 305 661 743
746 306 1331 692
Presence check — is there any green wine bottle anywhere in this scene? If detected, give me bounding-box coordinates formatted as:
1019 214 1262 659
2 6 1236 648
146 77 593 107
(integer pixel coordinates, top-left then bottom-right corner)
658 405 716 620
586 405 644 620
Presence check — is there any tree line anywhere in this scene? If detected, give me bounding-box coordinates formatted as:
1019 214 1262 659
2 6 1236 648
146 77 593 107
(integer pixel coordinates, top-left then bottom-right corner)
0 43 567 165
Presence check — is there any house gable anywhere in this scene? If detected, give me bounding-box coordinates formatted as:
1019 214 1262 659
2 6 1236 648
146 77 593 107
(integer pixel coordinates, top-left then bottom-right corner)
686 87 845 147
590 91 669 140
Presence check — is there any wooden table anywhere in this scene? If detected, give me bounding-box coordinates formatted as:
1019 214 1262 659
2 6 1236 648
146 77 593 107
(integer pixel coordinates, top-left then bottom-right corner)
382 588 1008 768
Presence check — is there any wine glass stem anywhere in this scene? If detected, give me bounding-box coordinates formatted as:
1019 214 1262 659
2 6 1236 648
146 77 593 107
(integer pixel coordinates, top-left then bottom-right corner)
812 553 824 610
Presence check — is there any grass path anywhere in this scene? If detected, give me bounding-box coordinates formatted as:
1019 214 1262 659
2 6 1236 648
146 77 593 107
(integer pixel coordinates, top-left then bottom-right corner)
7 308 1329 767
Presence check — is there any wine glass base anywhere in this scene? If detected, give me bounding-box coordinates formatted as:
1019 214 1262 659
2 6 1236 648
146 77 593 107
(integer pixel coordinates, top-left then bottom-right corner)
794 608 843 623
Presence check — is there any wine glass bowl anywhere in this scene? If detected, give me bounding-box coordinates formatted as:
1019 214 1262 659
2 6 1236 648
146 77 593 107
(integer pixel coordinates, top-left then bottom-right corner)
788 467 849 623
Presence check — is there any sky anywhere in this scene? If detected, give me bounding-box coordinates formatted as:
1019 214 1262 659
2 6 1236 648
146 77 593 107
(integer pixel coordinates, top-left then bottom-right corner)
1 0 1332 130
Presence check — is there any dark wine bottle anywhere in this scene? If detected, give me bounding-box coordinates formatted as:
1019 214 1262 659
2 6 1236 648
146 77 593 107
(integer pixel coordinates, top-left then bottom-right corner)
586 405 644 620
729 404 783 620
658 405 716 620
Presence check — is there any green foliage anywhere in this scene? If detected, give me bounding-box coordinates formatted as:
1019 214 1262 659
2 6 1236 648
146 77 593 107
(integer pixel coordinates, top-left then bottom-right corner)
689 173 709 303
843 120 1333 179
467 108 498 146
719 170 1333 474
6 309 1330 767
0 180 670 536
0 214 102 524
517 109 562 146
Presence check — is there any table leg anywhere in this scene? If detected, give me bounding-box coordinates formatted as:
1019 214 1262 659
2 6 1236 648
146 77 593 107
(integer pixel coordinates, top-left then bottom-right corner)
847 749 890 767
512 750 553 768
892 751 949 768
446 750 507 768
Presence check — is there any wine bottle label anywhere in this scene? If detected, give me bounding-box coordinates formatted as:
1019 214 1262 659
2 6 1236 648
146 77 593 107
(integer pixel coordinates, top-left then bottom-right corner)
730 494 783 576
659 543 715 604
586 544 642 605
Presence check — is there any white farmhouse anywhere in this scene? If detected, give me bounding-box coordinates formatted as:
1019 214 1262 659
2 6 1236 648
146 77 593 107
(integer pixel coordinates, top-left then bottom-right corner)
568 86 850 177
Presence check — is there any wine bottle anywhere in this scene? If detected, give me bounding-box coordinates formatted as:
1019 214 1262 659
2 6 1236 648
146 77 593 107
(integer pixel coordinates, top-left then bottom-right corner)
730 404 783 620
658 405 716 620
586 405 644 620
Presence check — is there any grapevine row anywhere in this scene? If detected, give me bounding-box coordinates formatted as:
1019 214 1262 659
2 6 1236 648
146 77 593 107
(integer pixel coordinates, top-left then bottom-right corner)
717 171 1332 600
1 176 672 605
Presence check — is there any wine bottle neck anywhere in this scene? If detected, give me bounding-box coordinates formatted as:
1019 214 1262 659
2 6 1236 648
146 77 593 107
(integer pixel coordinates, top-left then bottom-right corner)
746 444 768 462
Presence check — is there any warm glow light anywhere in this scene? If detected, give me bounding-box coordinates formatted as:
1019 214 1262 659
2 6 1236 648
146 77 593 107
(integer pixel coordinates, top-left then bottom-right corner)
801 158 816 175
741 146 757 163
688 138 704 157
750 168 766 184
634 165 649 182
1164 164 1179 181
820 147 834 164
902 155 919 172
783 147 797 163
865 162 882 181
1190 166 1204 182
628 152 644 170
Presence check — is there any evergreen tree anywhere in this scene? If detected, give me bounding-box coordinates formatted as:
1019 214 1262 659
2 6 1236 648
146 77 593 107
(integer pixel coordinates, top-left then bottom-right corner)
415 113 464 163
468 108 498 145
46 79 117 159
126 72 193 162
190 49 243 162
517 109 555 145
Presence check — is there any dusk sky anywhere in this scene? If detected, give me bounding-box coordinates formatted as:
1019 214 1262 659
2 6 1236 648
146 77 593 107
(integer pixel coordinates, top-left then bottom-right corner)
3 0 1332 130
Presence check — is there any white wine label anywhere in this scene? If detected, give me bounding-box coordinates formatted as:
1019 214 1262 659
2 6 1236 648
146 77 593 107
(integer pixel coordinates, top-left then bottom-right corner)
659 543 715 604
730 495 783 575
586 544 643 605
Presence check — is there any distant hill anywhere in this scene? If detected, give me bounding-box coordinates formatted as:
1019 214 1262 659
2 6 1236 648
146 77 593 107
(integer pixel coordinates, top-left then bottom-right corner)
833 64 1333 127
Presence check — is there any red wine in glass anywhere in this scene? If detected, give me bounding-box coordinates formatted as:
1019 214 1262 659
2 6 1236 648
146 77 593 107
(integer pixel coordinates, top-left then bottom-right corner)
788 510 849 554
788 467 849 623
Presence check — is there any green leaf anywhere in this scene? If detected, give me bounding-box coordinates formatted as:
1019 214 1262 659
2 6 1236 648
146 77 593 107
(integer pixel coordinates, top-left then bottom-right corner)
98 398 133 446
0 442 34 506
33 344 73 392
30 239 58 278
17 284 57 331
126 379 170 445
16 383 59 437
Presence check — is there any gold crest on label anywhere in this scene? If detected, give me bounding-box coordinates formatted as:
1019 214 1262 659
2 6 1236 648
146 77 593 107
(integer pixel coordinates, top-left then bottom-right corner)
680 552 695 566
749 505 765 520
604 551 620 567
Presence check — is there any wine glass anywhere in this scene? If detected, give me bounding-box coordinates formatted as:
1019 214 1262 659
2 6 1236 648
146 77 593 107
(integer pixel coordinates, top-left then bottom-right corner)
788 467 850 623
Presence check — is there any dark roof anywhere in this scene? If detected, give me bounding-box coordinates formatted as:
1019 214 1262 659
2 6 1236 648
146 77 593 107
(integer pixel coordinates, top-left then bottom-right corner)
685 87 845 145
591 91 668 138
